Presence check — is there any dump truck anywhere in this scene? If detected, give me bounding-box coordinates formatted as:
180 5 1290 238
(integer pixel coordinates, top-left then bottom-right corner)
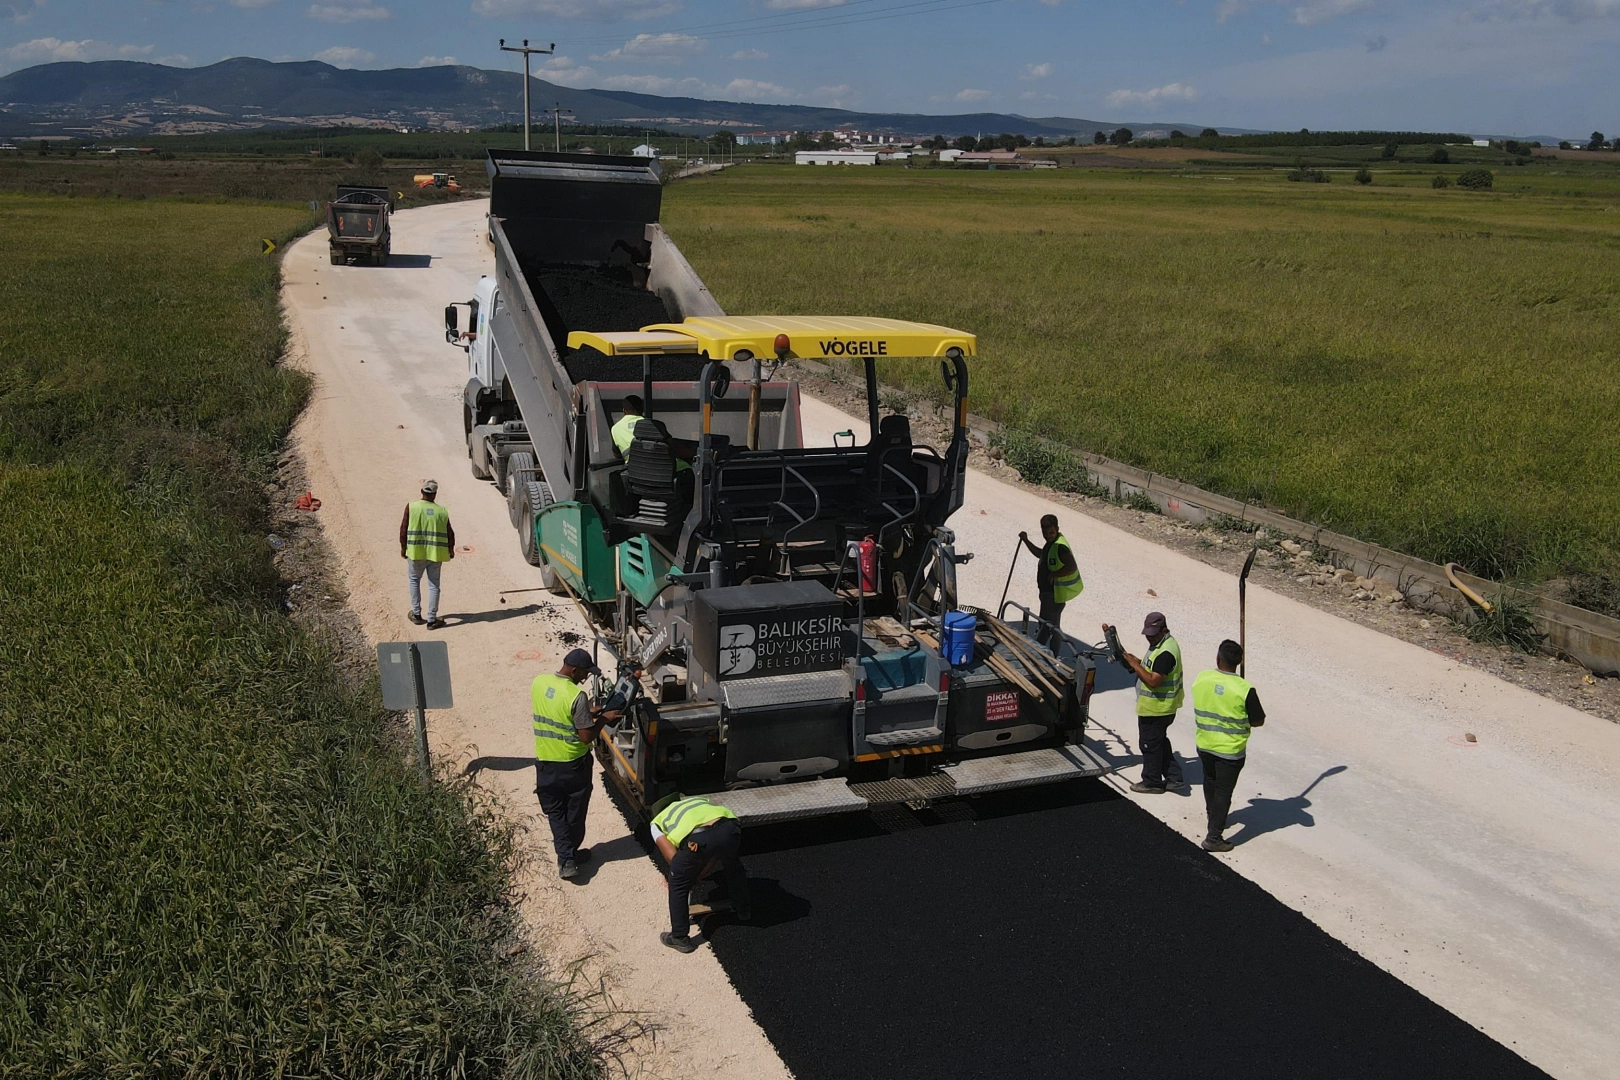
326 185 391 266
442 148 1111 825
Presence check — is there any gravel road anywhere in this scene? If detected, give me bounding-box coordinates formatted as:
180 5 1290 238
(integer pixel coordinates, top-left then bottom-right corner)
282 199 1620 1080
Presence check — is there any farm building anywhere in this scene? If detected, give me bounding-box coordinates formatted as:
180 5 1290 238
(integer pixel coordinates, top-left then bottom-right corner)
795 149 880 165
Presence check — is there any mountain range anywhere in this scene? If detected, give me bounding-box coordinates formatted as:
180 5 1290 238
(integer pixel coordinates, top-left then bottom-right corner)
0 57 1227 141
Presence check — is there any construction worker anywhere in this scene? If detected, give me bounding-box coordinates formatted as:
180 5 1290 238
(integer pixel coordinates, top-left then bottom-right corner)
532 648 619 881
1019 514 1083 647
651 794 750 953
1106 611 1186 794
1191 639 1267 852
400 479 453 629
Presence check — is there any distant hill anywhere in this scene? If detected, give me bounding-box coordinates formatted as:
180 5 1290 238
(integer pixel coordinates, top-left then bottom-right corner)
0 57 1228 140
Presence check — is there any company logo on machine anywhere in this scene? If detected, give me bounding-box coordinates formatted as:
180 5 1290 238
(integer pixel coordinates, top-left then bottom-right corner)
716 615 843 679
819 339 889 357
985 690 1020 723
718 624 758 677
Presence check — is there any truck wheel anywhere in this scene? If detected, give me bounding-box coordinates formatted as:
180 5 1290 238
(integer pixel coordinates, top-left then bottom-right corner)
329 249 343 265
506 451 534 527
527 481 564 593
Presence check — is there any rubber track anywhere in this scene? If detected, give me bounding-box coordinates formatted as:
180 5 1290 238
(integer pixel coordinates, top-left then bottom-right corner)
705 781 1549 1080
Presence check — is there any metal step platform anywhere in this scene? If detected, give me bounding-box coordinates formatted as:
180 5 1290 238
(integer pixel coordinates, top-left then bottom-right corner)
709 777 870 825
942 743 1114 796
711 743 1115 825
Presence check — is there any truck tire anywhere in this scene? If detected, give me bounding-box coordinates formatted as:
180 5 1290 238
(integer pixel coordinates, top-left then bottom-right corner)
527 480 565 593
506 451 535 528
329 248 343 265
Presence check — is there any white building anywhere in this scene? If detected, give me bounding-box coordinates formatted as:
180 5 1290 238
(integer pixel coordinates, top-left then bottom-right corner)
795 149 879 166
937 148 965 162
631 143 659 158
1472 139 1491 147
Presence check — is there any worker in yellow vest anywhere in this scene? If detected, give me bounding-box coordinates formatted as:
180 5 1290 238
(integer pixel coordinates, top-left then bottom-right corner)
532 648 619 880
1106 611 1186 794
399 479 453 629
650 794 750 952
1191 640 1267 853
1019 513 1083 647
612 394 693 472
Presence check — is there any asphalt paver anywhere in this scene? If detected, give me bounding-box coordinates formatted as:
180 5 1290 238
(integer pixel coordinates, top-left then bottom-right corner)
706 781 1549 1080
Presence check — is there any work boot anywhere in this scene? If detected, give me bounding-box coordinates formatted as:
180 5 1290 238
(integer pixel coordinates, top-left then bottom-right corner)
1164 778 1189 793
661 932 698 954
1130 781 1167 794
1201 836 1235 853
408 612 425 625
559 858 580 880
426 618 446 630
574 847 592 864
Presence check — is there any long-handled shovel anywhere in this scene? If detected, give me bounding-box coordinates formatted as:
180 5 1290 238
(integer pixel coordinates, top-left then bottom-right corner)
998 540 1023 614
1239 545 1258 677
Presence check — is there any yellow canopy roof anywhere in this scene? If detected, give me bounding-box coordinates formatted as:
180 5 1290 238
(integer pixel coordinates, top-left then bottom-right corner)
568 316 975 360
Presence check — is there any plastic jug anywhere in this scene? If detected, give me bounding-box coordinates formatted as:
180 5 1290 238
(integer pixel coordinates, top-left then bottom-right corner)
942 610 977 667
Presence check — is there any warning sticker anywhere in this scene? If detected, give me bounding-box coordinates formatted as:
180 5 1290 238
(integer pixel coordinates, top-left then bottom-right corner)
985 690 1020 723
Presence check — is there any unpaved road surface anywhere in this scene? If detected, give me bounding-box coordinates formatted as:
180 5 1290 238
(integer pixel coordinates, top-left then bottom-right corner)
284 199 1620 1080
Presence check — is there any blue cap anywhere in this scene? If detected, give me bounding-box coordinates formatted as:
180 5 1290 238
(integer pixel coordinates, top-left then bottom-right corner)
563 648 597 672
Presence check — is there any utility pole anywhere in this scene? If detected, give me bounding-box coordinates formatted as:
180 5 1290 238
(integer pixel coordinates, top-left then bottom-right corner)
498 38 554 151
543 103 574 153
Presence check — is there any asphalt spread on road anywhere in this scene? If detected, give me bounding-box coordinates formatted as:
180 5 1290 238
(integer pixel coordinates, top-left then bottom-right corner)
703 780 1549 1080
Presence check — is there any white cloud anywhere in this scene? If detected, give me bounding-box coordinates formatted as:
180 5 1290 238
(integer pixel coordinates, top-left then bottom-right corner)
1106 82 1199 108
1216 0 1373 23
2 0 42 20
955 87 991 101
307 1 391 22
418 55 459 66
1290 0 1372 25
156 54 191 66
598 73 693 93
591 32 705 62
1021 62 1053 80
730 48 769 59
3 38 155 64
719 77 791 99
1472 0 1620 18
536 55 596 86
812 82 855 107
764 0 845 8
471 0 681 19
313 46 377 66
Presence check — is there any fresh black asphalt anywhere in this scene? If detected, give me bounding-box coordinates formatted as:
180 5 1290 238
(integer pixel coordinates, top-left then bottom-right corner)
701 780 1549 1080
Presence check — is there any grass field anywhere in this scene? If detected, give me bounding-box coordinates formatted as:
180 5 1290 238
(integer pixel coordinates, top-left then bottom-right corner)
0 194 601 1076
664 165 1620 590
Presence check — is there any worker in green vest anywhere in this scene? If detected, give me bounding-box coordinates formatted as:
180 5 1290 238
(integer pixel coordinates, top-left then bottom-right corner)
650 794 751 953
1191 639 1267 853
1019 513 1083 647
613 394 693 473
399 479 453 629
533 648 619 881
1107 611 1186 794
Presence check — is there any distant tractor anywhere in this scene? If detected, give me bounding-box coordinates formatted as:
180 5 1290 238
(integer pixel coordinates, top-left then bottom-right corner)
325 185 392 266
413 172 460 192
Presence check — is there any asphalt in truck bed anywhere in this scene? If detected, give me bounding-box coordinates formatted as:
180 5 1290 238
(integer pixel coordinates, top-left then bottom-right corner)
703 780 1548 1080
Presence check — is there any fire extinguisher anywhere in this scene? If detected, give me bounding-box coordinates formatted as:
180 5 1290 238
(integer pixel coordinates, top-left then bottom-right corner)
858 534 879 594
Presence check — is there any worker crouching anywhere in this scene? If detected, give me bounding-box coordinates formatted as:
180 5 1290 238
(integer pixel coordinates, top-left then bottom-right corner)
651 795 751 953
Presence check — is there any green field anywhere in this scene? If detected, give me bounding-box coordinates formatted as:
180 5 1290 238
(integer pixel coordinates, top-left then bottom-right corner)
664 165 1620 591
0 194 600 1076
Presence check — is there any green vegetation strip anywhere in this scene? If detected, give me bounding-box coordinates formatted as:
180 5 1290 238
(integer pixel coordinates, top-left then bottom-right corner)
665 166 1620 585
0 194 600 1077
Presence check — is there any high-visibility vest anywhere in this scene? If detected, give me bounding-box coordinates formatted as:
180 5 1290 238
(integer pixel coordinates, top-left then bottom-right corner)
1047 534 1084 603
1136 634 1184 717
1191 669 1254 760
532 673 590 762
404 500 451 562
652 796 737 846
612 413 640 456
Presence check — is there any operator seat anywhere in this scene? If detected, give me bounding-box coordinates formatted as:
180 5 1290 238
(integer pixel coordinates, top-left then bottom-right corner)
621 418 690 533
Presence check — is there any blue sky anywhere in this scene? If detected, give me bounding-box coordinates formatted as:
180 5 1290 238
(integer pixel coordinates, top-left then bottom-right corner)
2 0 1616 135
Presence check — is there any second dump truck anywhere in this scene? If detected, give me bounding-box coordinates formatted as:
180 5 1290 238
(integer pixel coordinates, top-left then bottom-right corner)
326 185 392 266
444 149 1111 824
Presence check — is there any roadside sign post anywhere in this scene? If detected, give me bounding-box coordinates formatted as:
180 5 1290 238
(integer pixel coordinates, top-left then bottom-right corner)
378 641 453 778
